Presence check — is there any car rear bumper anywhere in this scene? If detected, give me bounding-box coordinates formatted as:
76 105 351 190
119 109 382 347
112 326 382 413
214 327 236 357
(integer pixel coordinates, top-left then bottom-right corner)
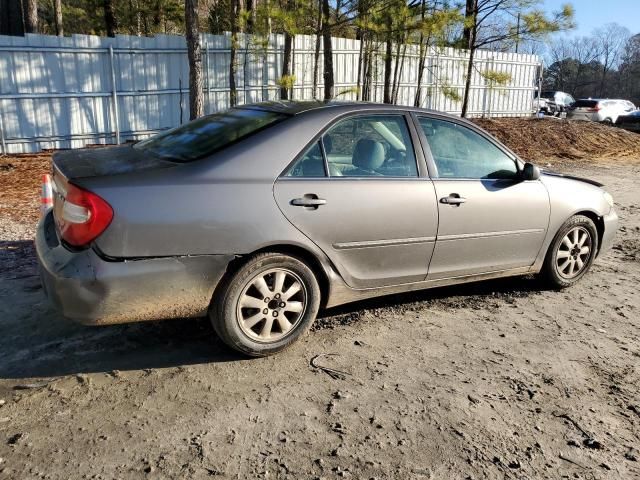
600 208 618 256
36 211 234 325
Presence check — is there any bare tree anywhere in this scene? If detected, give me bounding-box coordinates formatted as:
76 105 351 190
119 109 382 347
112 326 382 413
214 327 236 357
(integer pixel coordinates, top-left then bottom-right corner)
594 23 630 96
460 0 574 117
185 0 204 119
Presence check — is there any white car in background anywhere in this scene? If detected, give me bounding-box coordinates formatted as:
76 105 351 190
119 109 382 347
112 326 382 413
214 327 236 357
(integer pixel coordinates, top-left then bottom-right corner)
533 91 575 116
567 99 637 124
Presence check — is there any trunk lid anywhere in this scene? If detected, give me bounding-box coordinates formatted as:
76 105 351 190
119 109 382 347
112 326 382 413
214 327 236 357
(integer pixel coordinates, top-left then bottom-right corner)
52 145 175 181
51 145 175 245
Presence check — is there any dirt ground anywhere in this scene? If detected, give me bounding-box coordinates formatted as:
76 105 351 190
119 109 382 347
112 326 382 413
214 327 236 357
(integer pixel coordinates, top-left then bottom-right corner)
0 120 639 479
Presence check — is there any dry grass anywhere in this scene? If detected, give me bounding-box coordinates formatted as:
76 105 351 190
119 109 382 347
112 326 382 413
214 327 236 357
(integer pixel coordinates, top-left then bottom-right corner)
473 117 640 164
0 153 51 224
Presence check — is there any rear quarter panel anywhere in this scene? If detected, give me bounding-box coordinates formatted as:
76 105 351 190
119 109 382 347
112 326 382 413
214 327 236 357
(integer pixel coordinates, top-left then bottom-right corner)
78 113 338 259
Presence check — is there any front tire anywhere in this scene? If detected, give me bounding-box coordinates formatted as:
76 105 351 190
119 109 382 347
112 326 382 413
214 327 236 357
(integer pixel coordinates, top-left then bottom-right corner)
541 215 598 288
210 252 321 356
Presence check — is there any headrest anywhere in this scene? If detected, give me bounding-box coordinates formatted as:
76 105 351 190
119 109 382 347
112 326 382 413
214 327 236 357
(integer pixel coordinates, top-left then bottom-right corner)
352 138 385 170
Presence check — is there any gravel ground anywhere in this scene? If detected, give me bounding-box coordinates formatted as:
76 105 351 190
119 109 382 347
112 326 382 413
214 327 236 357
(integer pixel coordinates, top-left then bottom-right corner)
0 147 639 479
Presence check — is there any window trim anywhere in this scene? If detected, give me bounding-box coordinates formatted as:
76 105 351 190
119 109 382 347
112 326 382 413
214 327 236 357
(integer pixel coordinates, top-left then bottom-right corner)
411 113 523 181
278 111 428 180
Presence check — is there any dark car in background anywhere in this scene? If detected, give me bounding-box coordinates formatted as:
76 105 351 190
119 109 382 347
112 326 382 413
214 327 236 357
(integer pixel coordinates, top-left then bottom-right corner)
615 110 640 133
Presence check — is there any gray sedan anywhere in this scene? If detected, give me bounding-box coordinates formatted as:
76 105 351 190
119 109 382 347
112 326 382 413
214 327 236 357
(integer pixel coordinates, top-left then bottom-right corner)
36 101 618 356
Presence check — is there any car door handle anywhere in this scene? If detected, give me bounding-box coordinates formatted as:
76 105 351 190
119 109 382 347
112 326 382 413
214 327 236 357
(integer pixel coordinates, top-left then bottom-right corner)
291 196 327 207
440 194 466 205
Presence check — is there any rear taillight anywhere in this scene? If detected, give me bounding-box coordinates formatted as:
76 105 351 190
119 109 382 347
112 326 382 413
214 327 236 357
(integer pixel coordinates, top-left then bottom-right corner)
586 106 601 112
58 183 113 247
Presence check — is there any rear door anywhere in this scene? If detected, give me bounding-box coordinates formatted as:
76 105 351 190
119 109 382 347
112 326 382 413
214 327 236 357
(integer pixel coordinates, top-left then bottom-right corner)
414 115 550 280
274 113 438 289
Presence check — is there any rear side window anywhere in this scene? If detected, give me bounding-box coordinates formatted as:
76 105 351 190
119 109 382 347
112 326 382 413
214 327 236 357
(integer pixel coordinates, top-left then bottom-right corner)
135 108 287 162
285 142 326 177
284 114 418 178
322 115 418 177
574 100 598 108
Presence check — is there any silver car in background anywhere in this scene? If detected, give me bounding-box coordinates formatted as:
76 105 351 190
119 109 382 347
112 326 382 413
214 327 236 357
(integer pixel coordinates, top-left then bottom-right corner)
568 98 636 124
36 101 618 356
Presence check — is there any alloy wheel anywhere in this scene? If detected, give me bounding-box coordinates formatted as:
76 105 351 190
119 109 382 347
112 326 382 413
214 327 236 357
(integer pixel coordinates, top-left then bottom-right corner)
236 268 307 343
556 226 592 279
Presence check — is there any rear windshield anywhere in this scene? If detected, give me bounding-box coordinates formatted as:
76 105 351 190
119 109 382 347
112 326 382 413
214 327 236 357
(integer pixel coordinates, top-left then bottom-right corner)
135 108 288 162
574 100 598 108
540 91 556 99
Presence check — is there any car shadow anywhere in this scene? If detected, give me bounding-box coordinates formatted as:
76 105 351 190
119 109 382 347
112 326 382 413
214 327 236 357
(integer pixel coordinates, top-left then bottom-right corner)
0 263 550 381
0 237 549 379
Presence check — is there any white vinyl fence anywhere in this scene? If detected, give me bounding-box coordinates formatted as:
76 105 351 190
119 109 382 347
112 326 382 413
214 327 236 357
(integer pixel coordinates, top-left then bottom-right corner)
0 32 542 154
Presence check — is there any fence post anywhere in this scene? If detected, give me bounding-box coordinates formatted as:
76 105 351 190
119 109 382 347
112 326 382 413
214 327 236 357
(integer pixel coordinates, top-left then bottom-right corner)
0 101 6 155
108 46 121 145
537 62 544 115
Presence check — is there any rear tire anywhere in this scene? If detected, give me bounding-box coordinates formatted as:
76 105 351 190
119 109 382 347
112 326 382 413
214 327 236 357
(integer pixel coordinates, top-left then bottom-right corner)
210 252 321 356
541 215 598 288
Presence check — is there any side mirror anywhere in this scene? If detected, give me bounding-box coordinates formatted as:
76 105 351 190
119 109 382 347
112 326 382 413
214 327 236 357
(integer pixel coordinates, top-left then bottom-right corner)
522 162 540 181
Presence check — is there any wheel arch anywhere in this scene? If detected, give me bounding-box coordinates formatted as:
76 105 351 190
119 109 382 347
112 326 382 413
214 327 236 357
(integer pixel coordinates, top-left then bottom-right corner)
573 210 605 255
211 243 333 310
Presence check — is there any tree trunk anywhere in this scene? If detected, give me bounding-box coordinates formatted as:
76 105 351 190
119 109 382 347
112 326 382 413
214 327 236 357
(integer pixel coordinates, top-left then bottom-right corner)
24 0 38 32
312 0 322 99
321 0 333 100
0 0 26 35
245 0 255 33
185 0 203 119
414 38 426 107
53 0 63 35
229 0 241 107
462 0 475 49
393 43 407 104
414 0 427 106
356 33 363 100
460 1 477 117
461 44 475 117
281 31 292 100
383 15 393 104
391 39 403 104
103 0 117 37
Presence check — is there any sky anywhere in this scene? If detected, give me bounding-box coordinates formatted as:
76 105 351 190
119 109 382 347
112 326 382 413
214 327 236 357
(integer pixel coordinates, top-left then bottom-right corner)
542 0 640 37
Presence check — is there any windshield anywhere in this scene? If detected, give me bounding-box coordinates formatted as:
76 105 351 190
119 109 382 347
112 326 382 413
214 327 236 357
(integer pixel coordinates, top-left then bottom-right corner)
135 108 288 162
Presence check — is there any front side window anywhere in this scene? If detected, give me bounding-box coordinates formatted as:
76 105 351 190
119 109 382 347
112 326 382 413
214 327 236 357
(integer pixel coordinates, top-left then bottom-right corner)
135 108 287 162
418 117 518 180
322 115 418 177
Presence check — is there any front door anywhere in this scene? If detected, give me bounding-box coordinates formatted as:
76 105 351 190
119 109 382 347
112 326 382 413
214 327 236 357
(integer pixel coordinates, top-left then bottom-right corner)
274 113 438 289
415 116 550 280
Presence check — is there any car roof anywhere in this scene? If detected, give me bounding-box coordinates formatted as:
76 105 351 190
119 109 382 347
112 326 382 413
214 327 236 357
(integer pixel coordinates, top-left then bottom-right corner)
239 100 443 116
237 100 484 127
